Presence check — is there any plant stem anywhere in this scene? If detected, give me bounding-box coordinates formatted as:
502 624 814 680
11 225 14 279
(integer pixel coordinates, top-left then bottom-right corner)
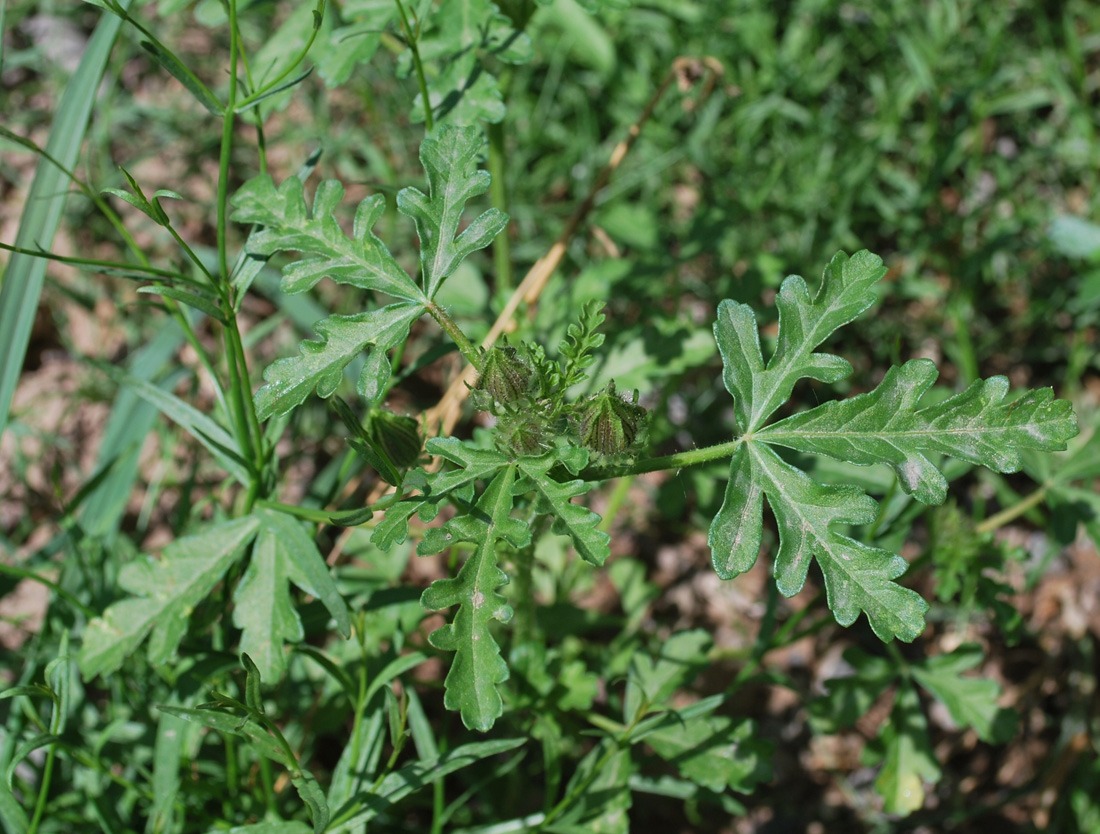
426 301 483 371
26 742 57 834
580 439 742 481
975 485 1050 535
394 0 433 130
487 119 513 295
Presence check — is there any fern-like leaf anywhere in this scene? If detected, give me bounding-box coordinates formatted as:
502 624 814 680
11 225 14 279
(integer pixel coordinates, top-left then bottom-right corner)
419 466 530 731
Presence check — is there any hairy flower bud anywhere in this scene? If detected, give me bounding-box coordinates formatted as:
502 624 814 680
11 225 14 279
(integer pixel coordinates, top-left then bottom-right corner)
577 381 647 456
476 346 532 404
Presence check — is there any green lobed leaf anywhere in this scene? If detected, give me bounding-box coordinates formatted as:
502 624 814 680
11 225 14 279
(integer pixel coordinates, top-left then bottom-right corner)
761 359 1079 504
874 683 940 815
79 516 261 678
419 466 530 731
396 124 509 298
910 644 1012 743
516 447 609 566
741 443 929 641
407 0 532 125
230 174 424 301
546 739 632 834
715 250 886 433
233 509 350 682
370 437 510 550
254 302 424 419
647 716 772 794
809 646 897 734
623 630 712 722
316 0 397 87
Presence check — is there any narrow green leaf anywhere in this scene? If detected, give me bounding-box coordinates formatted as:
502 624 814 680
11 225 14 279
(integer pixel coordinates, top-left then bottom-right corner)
547 739 632 834
230 175 424 301
623 630 711 722
139 39 223 114
203 823 311 834
761 359 1078 504
0 779 29 834
234 509 350 681
254 302 424 419
291 769 329 834
79 516 261 678
137 285 226 322
97 363 252 485
0 2 128 440
517 449 609 566
396 124 509 298
6 734 62 789
351 738 525 825
420 466 529 731
156 704 288 764
809 647 897 734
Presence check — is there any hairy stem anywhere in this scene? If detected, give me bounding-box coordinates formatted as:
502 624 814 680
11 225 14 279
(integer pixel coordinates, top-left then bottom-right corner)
975 484 1050 535
426 301 483 372
580 439 743 482
488 117 513 295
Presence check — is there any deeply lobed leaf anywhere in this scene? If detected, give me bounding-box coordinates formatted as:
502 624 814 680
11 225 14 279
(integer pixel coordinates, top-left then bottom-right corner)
418 466 530 731
396 124 509 298
254 302 423 419
761 359 1078 504
231 175 424 302
233 509 350 682
79 516 261 678
710 249 1078 642
715 250 886 433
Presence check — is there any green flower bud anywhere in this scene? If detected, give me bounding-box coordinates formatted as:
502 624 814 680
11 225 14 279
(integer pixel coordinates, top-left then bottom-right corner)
577 381 647 456
476 346 532 404
367 410 422 469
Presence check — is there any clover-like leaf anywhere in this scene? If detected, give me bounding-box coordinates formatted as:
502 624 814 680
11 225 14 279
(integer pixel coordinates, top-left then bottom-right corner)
233 509 351 682
516 447 609 566
419 466 530 731
254 302 424 420
761 359 1079 504
79 516 261 678
710 249 1079 642
396 124 509 298
231 174 425 302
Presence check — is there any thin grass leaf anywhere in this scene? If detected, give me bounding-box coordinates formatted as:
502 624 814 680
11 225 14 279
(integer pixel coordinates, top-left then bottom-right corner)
0 2 128 440
97 363 252 485
138 39 222 115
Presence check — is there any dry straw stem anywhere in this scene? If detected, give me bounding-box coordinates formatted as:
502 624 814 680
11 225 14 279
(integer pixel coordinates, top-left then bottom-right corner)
325 58 724 564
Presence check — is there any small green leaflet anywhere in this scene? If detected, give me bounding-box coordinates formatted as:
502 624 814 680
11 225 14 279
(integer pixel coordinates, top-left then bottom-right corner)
79 516 261 678
233 509 351 682
710 250 1079 641
397 124 509 298
516 446 610 567
419 466 530 731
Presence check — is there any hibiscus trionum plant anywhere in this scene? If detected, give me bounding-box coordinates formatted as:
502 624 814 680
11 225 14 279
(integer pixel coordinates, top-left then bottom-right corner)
79 125 1078 737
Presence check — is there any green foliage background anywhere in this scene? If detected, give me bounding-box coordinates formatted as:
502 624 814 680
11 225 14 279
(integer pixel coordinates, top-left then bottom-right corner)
2 0 1099 832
